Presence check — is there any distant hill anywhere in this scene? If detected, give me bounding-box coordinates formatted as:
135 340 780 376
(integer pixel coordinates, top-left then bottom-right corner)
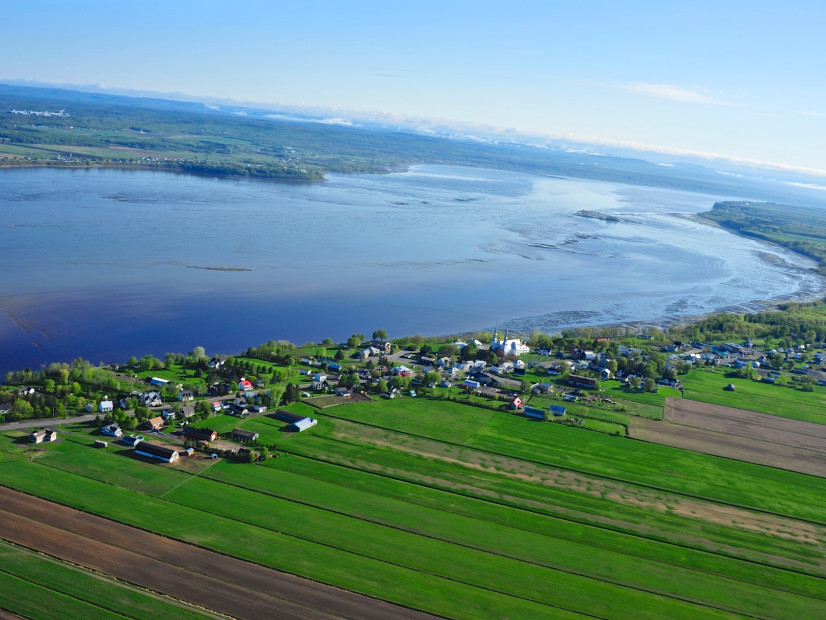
0 82 822 202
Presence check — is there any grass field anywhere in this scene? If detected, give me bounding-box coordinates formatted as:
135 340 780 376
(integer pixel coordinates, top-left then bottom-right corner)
3 391 826 618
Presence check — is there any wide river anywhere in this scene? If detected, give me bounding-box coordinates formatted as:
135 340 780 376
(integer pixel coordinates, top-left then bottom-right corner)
1 165 822 375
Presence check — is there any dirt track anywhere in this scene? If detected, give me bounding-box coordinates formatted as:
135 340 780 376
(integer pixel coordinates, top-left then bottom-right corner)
629 398 826 477
0 486 434 620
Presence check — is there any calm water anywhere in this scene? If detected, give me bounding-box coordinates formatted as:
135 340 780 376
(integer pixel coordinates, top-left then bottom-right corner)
1 165 822 374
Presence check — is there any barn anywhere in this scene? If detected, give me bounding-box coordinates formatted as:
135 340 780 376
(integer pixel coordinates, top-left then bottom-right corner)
523 406 548 420
135 443 179 463
288 417 318 432
231 428 259 443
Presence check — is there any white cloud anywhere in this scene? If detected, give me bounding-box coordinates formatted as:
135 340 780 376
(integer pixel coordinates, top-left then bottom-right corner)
617 82 735 106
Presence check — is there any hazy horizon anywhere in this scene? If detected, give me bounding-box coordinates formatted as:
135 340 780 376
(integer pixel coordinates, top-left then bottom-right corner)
3 2 825 176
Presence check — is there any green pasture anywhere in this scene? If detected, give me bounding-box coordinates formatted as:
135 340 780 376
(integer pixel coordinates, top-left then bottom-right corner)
2 436 814 619
316 397 826 524
283 432 826 572
3 414 826 617
202 459 826 612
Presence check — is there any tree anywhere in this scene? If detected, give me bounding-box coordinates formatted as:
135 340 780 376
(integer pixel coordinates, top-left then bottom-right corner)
437 344 458 359
334 349 345 361
347 333 365 348
425 371 441 387
376 379 388 394
372 329 387 341
9 399 34 420
189 346 207 360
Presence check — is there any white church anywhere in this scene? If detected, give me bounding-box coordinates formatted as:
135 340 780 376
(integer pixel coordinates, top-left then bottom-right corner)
490 328 530 356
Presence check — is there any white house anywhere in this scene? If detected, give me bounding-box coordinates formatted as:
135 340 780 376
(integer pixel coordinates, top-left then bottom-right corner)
99 400 114 412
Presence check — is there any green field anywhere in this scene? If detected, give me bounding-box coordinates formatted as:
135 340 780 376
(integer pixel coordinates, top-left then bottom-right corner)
2 390 826 619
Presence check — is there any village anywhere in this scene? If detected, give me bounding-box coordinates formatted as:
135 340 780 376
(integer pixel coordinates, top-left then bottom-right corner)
8 324 826 466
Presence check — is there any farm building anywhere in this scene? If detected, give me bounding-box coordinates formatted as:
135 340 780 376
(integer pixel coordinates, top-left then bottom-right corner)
567 375 598 389
135 443 179 463
231 428 259 443
94 440 107 448
123 434 144 446
183 427 218 442
550 405 567 417
523 406 548 420
274 410 305 424
29 428 57 444
463 380 481 389
288 417 318 432
150 377 169 387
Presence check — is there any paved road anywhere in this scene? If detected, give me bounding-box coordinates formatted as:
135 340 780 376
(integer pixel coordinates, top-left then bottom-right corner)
0 414 96 432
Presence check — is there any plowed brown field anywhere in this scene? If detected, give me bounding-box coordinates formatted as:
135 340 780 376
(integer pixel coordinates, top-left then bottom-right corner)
0 486 433 620
629 397 826 477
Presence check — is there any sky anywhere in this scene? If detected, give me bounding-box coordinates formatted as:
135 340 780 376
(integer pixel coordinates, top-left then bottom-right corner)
4 0 826 175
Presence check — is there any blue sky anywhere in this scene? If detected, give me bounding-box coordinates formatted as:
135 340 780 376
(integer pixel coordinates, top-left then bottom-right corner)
4 1 826 175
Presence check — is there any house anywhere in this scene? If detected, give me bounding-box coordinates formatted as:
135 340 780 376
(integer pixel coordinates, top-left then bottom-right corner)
146 416 164 432
567 374 598 389
179 404 196 418
238 378 254 391
183 427 218 442
392 365 413 377
135 442 179 463
509 396 523 409
231 428 259 443
532 382 554 394
312 373 328 391
550 405 567 417
287 417 318 432
99 400 114 412
123 434 144 446
29 428 57 443
139 391 162 407
334 386 352 397
370 339 392 353
360 346 381 359
161 410 176 421
179 391 194 401
101 424 122 438
600 368 612 381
